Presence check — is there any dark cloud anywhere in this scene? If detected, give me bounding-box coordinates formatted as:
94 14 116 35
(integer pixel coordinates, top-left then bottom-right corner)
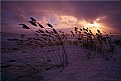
1 1 121 34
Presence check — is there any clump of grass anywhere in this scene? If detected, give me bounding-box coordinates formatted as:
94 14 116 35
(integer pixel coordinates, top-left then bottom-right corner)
74 27 116 60
4 17 69 81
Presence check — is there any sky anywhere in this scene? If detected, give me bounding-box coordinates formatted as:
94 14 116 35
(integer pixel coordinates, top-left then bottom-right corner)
1 1 121 34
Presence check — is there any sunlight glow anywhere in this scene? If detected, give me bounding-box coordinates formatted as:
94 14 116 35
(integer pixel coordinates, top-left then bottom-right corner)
77 16 106 33
77 16 106 28
38 15 107 33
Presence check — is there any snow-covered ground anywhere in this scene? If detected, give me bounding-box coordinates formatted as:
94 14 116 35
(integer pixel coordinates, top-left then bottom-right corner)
53 45 121 81
1 34 121 81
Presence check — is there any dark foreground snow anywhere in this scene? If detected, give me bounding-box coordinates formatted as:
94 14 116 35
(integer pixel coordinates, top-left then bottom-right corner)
1 44 121 81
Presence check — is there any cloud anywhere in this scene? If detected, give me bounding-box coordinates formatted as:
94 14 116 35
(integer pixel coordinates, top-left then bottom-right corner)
1 1 121 34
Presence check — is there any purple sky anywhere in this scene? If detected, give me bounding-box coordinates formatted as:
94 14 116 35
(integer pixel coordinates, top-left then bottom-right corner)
1 1 121 34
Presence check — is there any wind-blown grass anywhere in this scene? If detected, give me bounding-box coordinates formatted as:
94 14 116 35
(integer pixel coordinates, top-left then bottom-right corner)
74 27 116 60
2 17 118 81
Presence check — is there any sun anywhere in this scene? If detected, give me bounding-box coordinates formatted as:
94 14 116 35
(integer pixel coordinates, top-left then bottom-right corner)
77 17 106 33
